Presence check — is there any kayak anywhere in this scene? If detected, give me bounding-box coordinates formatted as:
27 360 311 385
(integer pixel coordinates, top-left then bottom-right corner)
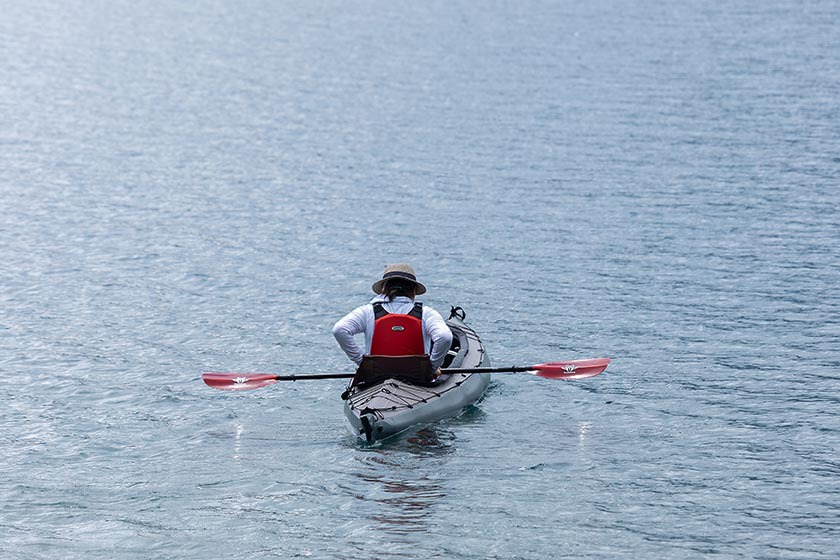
342 307 491 442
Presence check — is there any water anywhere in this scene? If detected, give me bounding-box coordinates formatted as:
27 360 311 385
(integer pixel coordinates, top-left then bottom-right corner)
1 0 838 558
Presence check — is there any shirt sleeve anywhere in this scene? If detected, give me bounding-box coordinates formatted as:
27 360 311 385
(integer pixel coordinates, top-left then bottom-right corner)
332 305 369 365
424 307 454 370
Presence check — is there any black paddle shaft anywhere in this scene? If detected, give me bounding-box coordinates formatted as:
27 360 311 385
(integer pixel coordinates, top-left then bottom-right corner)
273 365 533 381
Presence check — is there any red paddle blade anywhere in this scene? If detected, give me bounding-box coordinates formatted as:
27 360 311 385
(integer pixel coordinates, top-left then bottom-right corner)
531 358 610 379
202 373 279 391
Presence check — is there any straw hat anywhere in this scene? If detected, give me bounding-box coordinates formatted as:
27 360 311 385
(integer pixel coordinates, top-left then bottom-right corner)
371 263 427 295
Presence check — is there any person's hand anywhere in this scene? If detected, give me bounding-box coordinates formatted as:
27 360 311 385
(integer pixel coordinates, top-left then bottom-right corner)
435 368 443 378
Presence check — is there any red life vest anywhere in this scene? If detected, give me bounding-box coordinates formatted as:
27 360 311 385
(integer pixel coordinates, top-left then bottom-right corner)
369 302 426 356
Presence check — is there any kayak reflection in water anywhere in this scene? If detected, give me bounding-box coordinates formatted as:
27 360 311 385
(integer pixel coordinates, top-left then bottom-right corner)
332 263 453 389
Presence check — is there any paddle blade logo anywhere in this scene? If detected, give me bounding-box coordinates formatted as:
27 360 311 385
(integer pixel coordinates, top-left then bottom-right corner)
233 377 249 386
563 364 577 373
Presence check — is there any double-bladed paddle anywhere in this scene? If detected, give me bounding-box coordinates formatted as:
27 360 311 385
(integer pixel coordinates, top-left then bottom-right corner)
201 357 610 391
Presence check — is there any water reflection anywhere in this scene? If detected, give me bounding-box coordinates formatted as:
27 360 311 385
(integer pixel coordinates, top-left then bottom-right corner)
404 427 448 448
578 421 592 448
359 474 445 534
205 423 247 460
348 426 456 535
233 423 244 460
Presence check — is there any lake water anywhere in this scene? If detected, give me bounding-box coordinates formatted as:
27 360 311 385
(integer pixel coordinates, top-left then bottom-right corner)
1 1 838 558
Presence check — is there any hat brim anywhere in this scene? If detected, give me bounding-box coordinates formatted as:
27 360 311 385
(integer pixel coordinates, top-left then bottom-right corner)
372 275 427 295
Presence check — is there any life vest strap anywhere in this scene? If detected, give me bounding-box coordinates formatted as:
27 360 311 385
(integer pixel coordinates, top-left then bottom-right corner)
372 301 423 319
372 302 388 320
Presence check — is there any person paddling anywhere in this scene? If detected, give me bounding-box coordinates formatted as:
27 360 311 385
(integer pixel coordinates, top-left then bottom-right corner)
333 264 453 387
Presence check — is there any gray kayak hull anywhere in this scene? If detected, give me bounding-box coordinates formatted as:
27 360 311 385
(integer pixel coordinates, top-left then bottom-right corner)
342 312 490 442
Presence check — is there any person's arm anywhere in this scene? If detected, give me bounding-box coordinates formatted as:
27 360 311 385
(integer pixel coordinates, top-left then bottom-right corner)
332 305 369 365
425 308 453 370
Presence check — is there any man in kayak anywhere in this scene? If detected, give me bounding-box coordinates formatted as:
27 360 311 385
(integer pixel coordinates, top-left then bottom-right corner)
333 264 453 385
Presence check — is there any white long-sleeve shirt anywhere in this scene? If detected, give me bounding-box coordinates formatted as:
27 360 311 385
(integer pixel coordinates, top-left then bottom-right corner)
332 295 453 369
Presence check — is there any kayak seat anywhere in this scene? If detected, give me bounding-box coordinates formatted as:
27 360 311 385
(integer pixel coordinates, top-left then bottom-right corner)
350 354 437 390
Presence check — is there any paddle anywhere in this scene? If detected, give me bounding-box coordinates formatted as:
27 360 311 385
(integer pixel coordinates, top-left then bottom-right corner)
201 358 610 391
